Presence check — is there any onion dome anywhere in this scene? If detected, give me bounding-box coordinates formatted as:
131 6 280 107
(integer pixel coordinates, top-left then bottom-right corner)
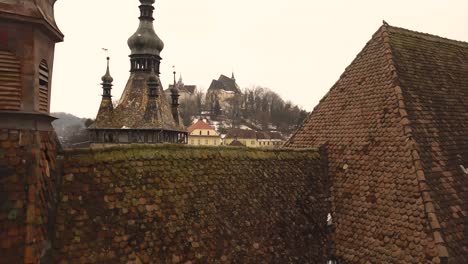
101 57 113 83
127 0 164 56
170 69 180 95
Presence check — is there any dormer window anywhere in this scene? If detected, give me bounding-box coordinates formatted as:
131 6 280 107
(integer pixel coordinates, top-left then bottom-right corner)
38 60 49 112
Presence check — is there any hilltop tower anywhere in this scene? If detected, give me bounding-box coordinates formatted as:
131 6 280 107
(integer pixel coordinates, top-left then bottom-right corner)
89 0 187 144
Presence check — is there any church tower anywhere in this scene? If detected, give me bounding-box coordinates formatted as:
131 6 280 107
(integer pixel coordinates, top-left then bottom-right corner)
0 1 64 263
0 0 63 127
89 0 187 144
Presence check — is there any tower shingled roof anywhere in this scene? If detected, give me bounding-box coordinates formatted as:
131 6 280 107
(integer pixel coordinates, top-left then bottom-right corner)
286 23 468 263
92 0 184 132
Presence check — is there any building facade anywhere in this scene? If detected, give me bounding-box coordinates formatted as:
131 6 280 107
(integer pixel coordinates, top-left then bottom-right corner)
187 119 220 146
224 128 284 148
88 0 187 144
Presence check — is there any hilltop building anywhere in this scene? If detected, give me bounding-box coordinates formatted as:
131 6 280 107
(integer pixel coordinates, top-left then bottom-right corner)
187 119 220 146
287 22 468 263
88 0 187 144
224 128 285 148
205 73 242 113
164 74 197 102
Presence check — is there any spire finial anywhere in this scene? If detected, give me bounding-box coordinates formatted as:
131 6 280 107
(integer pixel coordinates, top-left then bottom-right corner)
173 65 177 86
231 71 236 81
383 20 389 26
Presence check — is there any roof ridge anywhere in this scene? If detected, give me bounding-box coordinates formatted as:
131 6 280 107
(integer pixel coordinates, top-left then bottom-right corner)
286 23 395 147
387 24 468 48
382 24 450 261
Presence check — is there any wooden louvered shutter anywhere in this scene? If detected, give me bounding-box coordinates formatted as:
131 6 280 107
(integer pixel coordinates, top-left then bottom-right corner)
0 50 21 111
38 60 49 112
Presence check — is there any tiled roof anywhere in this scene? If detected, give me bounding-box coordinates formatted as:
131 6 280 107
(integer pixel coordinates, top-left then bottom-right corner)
187 119 216 133
167 84 196 94
257 131 284 140
55 145 329 263
225 128 257 139
227 129 284 141
0 1 63 39
286 23 468 263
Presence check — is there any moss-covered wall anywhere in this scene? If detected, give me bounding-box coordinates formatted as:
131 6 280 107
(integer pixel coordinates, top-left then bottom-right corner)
0 129 59 264
54 145 328 263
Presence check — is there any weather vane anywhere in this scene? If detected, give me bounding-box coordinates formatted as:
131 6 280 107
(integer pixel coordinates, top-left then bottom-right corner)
102 48 109 57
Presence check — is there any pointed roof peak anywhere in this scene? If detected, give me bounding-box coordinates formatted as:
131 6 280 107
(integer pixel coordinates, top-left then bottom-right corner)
178 73 183 84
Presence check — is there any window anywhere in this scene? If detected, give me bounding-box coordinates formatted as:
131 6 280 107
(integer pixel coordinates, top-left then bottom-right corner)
198 139 201 145
207 131 210 136
199 131 202 135
205 139 208 145
38 60 49 112
0 50 21 111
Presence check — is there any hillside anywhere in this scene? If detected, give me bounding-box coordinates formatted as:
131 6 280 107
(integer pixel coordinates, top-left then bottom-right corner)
51 112 92 147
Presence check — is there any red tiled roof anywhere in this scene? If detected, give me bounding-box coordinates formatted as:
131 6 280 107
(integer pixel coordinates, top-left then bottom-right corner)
187 120 215 134
286 23 468 263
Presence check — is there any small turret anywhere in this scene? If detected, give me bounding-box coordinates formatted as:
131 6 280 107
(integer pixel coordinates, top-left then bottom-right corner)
143 68 160 124
170 68 180 126
101 57 113 98
93 57 114 128
147 68 159 99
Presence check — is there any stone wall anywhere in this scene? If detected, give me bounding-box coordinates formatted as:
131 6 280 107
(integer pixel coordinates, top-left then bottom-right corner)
54 145 329 263
0 129 60 264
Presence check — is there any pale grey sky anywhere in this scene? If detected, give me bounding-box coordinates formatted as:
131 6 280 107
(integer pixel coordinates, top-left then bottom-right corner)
51 0 468 118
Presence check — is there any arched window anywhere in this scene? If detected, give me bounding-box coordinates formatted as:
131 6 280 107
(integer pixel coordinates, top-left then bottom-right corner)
0 50 21 111
38 60 49 112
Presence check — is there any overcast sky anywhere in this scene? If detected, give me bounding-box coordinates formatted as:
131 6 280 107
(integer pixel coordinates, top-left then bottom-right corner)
51 0 468 118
